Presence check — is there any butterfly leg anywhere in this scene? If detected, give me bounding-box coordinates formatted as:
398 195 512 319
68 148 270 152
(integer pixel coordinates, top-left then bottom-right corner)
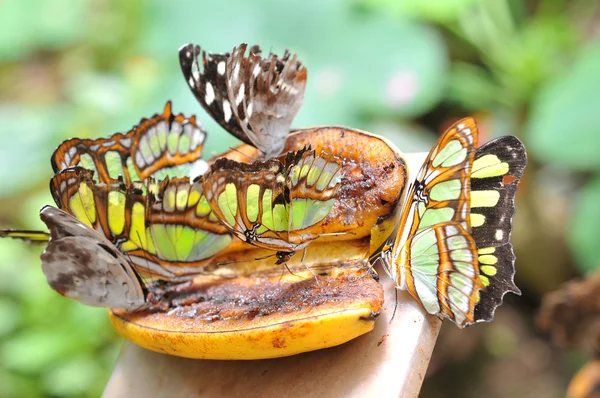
299 247 318 282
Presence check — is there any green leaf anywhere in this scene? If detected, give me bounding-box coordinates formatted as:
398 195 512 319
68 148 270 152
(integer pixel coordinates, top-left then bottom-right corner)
526 41 600 171
569 175 600 273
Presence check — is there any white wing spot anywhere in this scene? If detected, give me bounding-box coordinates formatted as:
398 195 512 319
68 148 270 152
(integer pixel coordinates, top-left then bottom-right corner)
223 100 232 122
205 82 215 105
247 101 253 117
495 229 504 241
252 64 260 78
217 61 225 75
236 83 245 105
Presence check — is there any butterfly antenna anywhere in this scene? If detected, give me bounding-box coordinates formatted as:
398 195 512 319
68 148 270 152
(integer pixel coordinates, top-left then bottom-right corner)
300 247 318 283
227 146 253 161
216 252 276 267
313 231 356 241
390 288 399 323
282 262 301 278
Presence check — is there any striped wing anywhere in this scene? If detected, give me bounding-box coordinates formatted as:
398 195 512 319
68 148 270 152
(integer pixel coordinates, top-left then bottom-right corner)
202 155 293 251
51 101 207 184
384 118 482 327
400 222 482 327
50 167 231 281
180 43 306 159
202 148 342 252
225 44 307 159
470 136 527 322
39 205 146 310
287 150 343 236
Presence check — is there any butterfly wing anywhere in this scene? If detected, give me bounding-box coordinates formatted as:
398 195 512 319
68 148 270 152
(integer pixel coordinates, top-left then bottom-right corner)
39 206 146 310
470 136 527 322
382 118 483 327
400 222 482 327
50 167 231 280
51 101 207 184
226 44 307 159
286 149 343 242
179 44 252 145
132 177 232 278
201 156 293 251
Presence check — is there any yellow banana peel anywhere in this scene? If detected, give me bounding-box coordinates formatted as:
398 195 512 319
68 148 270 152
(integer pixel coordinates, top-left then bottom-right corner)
110 240 383 359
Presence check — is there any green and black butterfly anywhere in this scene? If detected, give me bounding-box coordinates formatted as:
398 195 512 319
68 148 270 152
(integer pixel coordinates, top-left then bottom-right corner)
179 43 307 159
375 118 526 327
199 147 343 264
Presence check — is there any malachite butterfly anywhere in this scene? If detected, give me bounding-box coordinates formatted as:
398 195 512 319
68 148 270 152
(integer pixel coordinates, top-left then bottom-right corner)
375 118 527 328
51 101 208 184
179 43 307 159
199 147 343 263
48 166 232 281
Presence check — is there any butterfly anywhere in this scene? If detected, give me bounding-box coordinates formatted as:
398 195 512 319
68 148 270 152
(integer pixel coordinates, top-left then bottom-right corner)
179 43 307 159
199 147 343 264
51 101 208 184
48 166 232 281
39 205 147 310
375 118 527 327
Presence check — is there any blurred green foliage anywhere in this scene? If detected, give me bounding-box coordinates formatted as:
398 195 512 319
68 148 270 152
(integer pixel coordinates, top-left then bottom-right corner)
0 0 599 396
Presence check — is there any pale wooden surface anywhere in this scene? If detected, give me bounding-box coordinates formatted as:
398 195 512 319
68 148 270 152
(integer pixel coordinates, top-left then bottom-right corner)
103 270 442 398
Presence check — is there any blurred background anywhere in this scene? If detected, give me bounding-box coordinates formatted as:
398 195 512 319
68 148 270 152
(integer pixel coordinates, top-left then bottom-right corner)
0 0 599 396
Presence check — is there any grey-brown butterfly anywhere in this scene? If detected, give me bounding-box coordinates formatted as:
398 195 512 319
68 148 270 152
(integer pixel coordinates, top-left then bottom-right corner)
1 206 147 310
179 43 307 159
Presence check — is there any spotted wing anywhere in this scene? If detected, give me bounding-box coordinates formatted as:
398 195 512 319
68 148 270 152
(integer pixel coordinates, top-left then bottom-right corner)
381 118 482 327
50 167 231 280
39 205 146 310
179 44 252 145
51 101 207 184
286 149 343 238
201 156 294 251
226 44 307 159
470 136 527 322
